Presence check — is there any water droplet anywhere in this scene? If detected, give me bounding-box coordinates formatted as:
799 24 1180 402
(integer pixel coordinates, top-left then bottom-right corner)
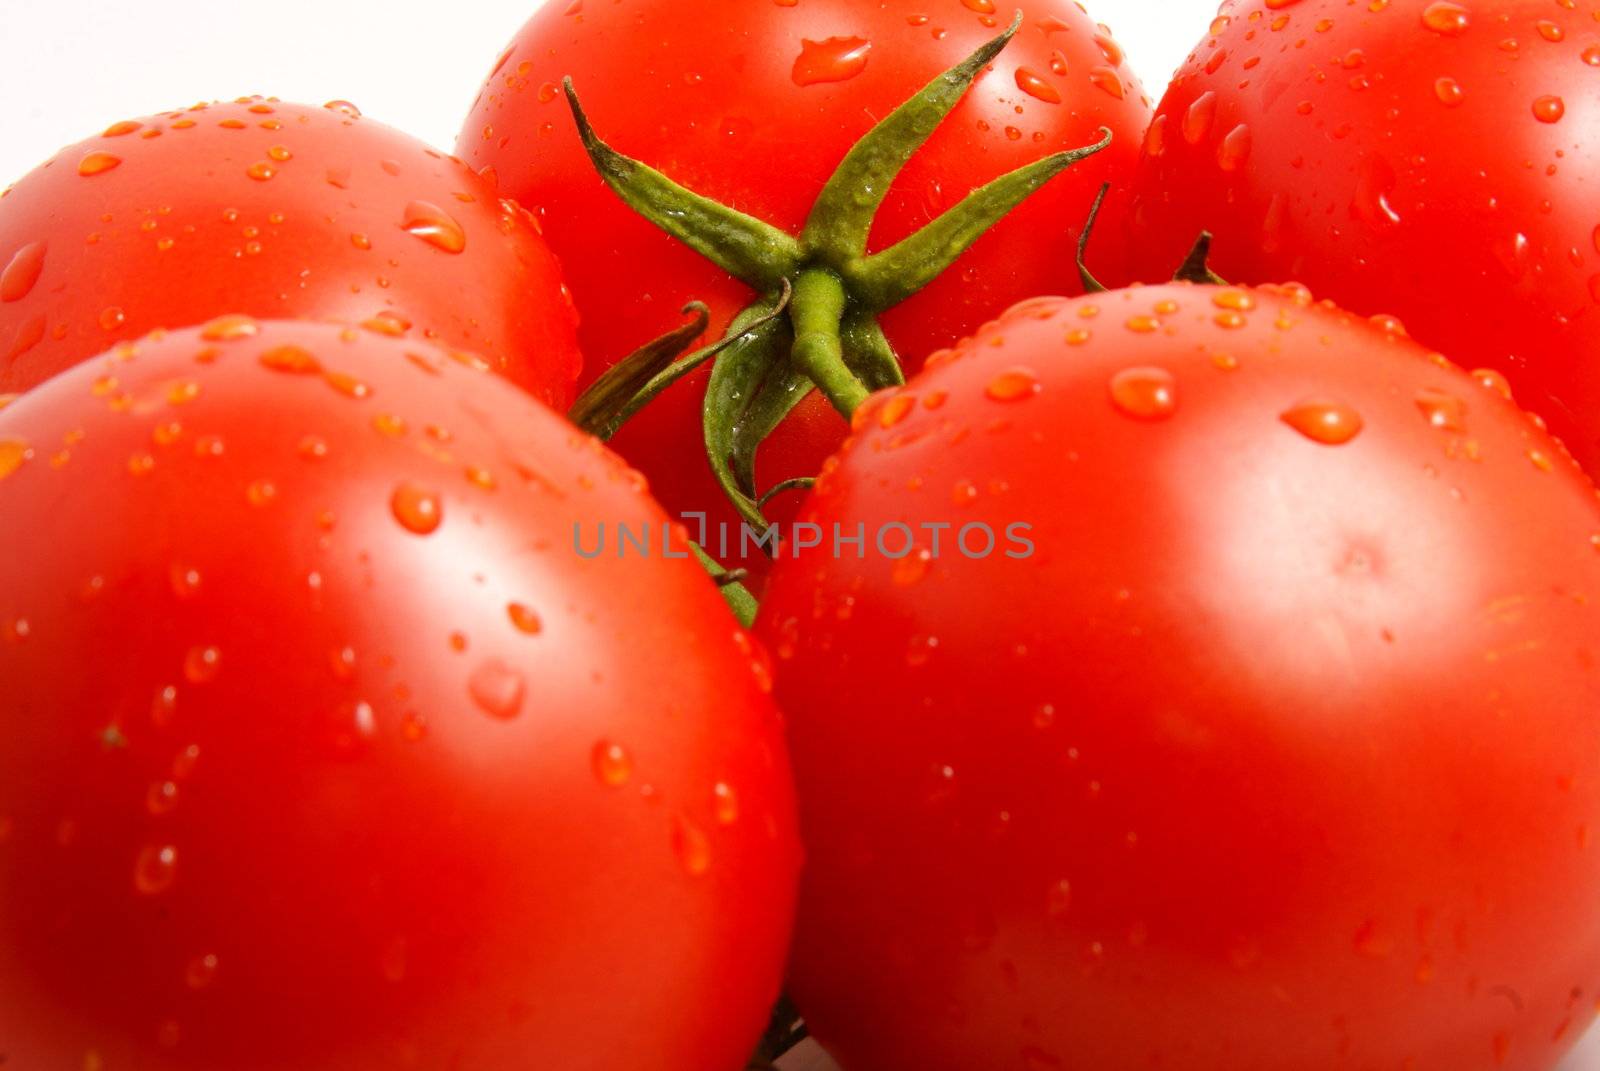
672 816 712 876
1108 367 1179 421
1415 387 1467 430
1144 114 1167 157
1434 77 1465 106
1088 66 1125 100
401 201 467 254
245 480 276 507
1280 400 1365 444
0 437 33 480
1472 367 1513 399
1533 95 1566 123
391 482 442 535
1353 155 1401 228
167 380 201 405
893 548 934 585
185 953 219 990
324 100 362 118
793 36 872 86
593 740 633 786
169 563 202 599
1 242 47 303
1015 67 1062 104
1183 91 1218 144
200 314 259 342
183 645 221 684
259 345 320 373
1528 447 1555 472
245 162 277 182
134 844 178 895
507 602 542 634
713 782 739 825
1420 1 1470 36
1583 44 1600 65
99 306 126 331
1537 19 1565 41
146 780 179 816
1047 878 1073 919
103 120 142 137
986 368 1041 402
78 151 123 177
469 658 525 719
1217 124 1252 171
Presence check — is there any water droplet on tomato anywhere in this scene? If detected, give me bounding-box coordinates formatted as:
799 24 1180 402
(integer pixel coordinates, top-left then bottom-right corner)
507 602 542 634
146 780 180 816
200 314 259 342
1471 368 1513 399
134 844 178 895
324 100 362 118
0 437 33 480
1533 95 1566 123
1415 388 1467 430
1088 67 1125 100
103 120 142 137
1047 879 1073 919
246 162 277 182
1583 44 1600 65
1183 91 1218 144
1537 19 1565 41
1108 367 1179 421
793 37 872 86
469 658 524 719
183 645 221 684
986 368 1041 402
1144 114 1167 157
1353 155 1402 228
593 740 633 786
672 816 712 875
185 954 219 990
259 344 320 374
1420 1 1470 36
79 151 122 177
1 242 47 303
1280 400 1365 444
1015 67 1062 104
1217 124 1252 171
391 482 442 534
713 782 739 825
402 201 467 254
1434 77 1465 106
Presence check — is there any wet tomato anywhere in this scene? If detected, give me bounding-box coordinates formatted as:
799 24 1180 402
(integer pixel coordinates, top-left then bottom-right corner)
1128 0 1600 477
457 0 1150 573
0 319 797 1069
758 284 1600 1070
0 97 579 404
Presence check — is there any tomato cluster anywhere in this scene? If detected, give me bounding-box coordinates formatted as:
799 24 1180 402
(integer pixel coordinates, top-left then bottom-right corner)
0 1 1598 1070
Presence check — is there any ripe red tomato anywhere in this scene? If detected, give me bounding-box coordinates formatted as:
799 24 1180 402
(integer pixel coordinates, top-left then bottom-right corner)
0 97 579 405
0 320 797 1069
1126 0 1600 477
458 0 1150 571
758 284 1600 1070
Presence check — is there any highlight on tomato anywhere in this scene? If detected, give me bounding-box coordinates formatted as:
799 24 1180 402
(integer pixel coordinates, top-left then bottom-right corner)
0 97 580 405
0 319 797 1070
757 283 1600 1071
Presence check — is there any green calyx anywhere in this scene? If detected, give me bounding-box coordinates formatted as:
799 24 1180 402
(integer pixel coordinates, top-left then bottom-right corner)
567 12 1113 531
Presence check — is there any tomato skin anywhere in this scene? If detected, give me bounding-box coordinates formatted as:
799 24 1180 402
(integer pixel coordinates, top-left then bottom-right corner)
758 285 1600 1070
0 321 797 1069
0 98 580 405
457 0 1150 567
1126 0 1600 477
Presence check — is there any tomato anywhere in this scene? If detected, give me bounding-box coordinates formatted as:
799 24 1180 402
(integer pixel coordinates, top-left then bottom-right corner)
757 284 1600 1070
0 97 579 405
1126 0 1600 478
457 0 1150 574
0 319 797 1069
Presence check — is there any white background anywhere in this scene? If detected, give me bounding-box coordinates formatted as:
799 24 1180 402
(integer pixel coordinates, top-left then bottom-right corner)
1 2 1596 1068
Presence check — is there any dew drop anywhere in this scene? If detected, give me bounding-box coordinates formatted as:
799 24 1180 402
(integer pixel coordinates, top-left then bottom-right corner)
468 658 525 719
713 782 739 825
259 345 321 374
672 816 712 876
146 780 179 816
1471 368 1513 399
183 645 221 684
986 367 1041 402
1533 95 1565 123
200 314 259 342
390 482 442 535
324 100 363 118
78 152 123 177
1088 66 1125 100
1280 400 1365 444
134 844 178 895
185 954 219 990
245 162 277 182
401 201 467 254
1108 367 1179 421
593 740 633 786
1434 77 1465 106
1015 67 1063 104
1 242 47 303
793 36 873 86
0 437 33 480
1217 124 1252 171
507 602 542 634
1414 387 1467 431
1420 1 1470 35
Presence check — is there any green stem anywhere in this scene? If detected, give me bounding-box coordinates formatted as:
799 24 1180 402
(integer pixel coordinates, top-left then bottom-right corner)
789 268 869 418
691 543 758 628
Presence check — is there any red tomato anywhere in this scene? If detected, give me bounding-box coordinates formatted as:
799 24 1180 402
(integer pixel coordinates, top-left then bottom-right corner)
458 0 1150 572
1126 0 1600 478
0 97 579 405
0 320 797 1069
758 284 1600 1070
